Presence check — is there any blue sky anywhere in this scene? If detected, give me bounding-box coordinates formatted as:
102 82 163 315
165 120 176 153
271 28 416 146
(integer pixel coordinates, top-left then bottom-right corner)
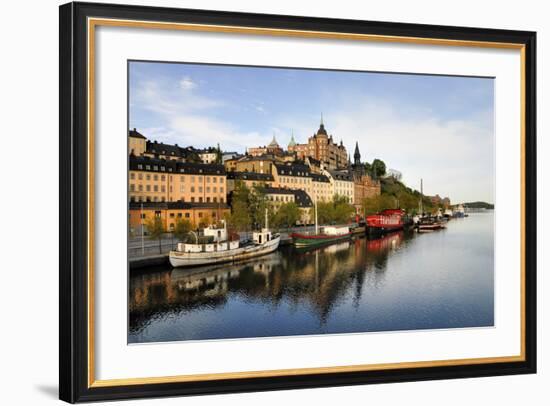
129 61 494 203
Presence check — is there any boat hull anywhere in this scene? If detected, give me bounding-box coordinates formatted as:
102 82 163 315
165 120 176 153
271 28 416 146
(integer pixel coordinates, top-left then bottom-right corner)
169 235 280 268
366 224 404 236
291 232 352 247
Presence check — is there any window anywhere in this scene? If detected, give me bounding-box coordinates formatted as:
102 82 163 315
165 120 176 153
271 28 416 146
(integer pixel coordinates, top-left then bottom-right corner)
161 175 165 181
161 185 165 193
177 213 182 218
191 176 195 183
146 185 150 192
138 185 143 192
169 213 175 218
206 177 211 183
206 187 210 193
146 174 150 181
198 212 203 218
213 177 217 183
213 197 217 203
154 211 161 218
140 213 146 219
154 174 158 181
130 184 135 191
130 173 135 180
190 186 195 193
199 197 203 203
213 187 217 193
220 187 224 193
191 197 195 202
206 197 211 202
198 186 203 193
138 173 143 180
185 213 190 218
153 185 158 192
180 184 184 193
137 164 143 170
220 197 224 203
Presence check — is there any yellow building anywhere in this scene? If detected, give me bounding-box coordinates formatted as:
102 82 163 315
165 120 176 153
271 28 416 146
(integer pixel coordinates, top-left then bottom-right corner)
264 187 313 225
129 155 227 204
129 128 146 156
272 162 313 197
129 201 230 233
323 169 355 204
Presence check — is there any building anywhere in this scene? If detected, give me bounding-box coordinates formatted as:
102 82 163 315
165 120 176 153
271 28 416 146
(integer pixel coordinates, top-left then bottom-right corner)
129 128 147 156
247 135 284 156
196 147 219 164
309 173 332 202
264 187 313 225
129 155 226 204
272 162 313 197
288 119 348 169
324 169 355 203
226 172 275 193
350 142 381 210
222 151 241 163
129 201 230 233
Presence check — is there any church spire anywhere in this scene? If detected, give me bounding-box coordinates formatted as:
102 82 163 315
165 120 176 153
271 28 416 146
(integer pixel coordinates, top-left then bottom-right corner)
354 141 361 165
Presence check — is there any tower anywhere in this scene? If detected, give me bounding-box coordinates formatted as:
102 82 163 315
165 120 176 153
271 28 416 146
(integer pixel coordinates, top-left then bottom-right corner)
354 141 361 165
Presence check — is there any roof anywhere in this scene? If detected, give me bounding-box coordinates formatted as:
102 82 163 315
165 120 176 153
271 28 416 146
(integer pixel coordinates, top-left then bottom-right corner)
129 128 146 139
268 136 280 148
274 163 311 177
129 201 230 210
227 172 274 181
327 169 353 181
263 187 313 207
310 173 330 183
129 155 225 175
316 123 328 136
146 140 187 158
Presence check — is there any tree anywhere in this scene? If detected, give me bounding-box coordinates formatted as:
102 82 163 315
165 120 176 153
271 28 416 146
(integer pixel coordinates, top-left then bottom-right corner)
226 181 252 232
173 218 192 241
215 143 222 164
371 158 387 179
272 202 300 229
198 213 212 229
249 184 269 229
145 216 165 254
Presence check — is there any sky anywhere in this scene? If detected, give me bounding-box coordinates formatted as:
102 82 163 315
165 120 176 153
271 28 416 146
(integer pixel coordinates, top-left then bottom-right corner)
129 61 495 204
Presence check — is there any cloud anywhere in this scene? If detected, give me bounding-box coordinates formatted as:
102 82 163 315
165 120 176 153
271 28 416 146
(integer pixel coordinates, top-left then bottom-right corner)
179 76 197 90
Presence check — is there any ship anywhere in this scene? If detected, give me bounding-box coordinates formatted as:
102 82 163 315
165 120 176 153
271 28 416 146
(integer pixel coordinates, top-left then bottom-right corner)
366 208 405 235
169 211 280 268
290 199 352 247
291 225 352 247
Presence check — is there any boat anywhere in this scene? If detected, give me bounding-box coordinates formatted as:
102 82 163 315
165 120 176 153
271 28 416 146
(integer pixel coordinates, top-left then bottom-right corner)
291 225 352 247
290 199 351 247
169 211 280 268
453 204 466 218
416 216 446 232
366 208 405 235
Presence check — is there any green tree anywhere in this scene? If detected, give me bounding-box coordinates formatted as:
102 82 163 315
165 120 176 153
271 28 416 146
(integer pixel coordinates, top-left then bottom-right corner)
198 213 212 229
249 184 269 230
371 158 387 179
215 143 222 164
226 181 252 232
173 218 192 241
273 202 300 229
145 216 165 254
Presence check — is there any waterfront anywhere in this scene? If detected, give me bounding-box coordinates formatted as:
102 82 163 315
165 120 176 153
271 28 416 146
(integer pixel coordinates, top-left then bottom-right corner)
128 212 494 343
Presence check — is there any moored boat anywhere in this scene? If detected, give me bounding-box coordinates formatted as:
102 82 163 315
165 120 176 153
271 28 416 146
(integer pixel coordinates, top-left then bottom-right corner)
366 208 405 235
416 216 446 232
291 225 352 247
169 214 280 268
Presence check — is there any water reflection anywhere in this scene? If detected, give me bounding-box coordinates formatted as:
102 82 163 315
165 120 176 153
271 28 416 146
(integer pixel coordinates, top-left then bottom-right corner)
129 213 494 343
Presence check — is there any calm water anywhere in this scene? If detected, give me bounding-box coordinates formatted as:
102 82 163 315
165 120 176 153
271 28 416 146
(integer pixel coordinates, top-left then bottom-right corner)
129 212 494 343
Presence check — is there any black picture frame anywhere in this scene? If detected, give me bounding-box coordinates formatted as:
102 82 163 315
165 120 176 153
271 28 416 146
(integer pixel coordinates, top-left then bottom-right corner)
59 1 537 403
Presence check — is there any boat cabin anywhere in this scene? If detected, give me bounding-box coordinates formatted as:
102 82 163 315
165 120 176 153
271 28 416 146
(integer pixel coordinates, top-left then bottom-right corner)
253 228 272 245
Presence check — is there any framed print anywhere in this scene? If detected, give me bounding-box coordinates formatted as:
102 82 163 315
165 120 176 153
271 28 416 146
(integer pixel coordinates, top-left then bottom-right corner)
59 1 537 403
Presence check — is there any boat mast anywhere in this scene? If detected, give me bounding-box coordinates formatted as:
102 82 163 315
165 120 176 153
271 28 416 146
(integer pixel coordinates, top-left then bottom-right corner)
265 206 268 230
419 178 424 215
314 198 319 235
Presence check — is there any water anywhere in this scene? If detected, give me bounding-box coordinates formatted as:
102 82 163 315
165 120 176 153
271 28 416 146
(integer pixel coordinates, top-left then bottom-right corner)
129 212 494 343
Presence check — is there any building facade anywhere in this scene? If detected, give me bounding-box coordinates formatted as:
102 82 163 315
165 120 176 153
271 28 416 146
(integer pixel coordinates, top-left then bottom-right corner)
129 201 230 233
129 155 227 204
288 120 348 170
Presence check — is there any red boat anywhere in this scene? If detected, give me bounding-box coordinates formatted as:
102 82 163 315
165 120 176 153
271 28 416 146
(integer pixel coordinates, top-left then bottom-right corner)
366 209 405 235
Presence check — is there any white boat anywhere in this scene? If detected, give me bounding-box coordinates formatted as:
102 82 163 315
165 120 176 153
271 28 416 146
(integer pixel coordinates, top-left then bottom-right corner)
169 214 280 268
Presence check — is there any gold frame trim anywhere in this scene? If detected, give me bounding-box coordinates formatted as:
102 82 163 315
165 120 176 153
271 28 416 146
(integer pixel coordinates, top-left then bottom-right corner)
87 17 527 388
